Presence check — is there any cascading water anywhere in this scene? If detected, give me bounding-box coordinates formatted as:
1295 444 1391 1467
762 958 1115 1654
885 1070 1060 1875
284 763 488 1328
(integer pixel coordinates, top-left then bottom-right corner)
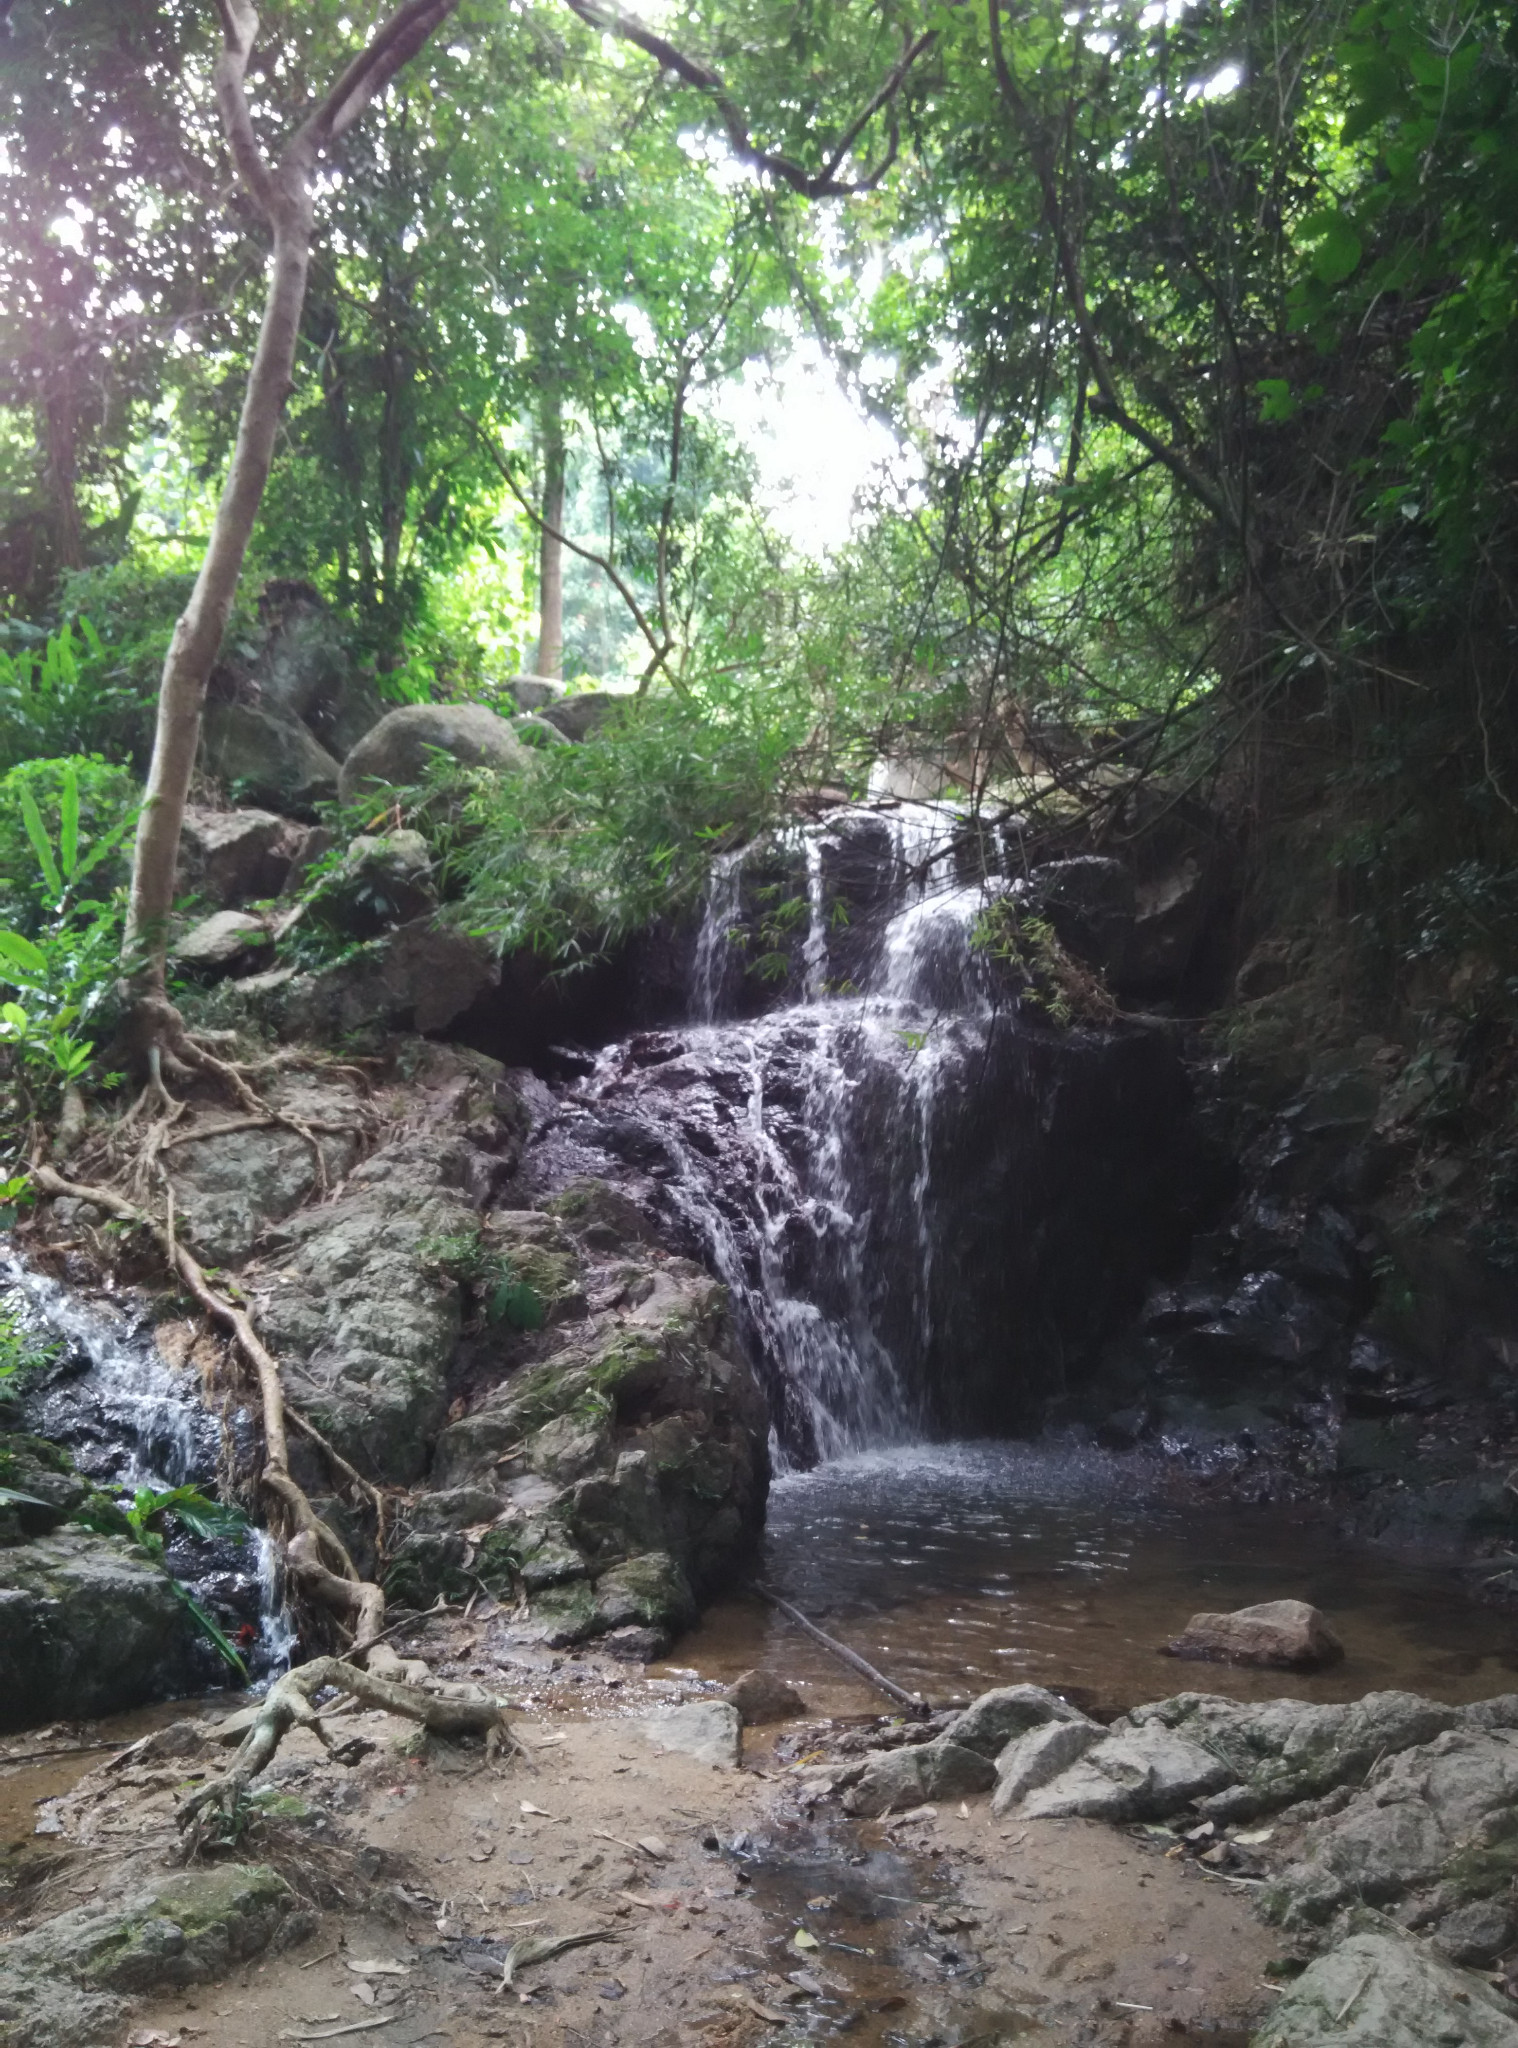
561 800 1194 1465
1 1245 293 1676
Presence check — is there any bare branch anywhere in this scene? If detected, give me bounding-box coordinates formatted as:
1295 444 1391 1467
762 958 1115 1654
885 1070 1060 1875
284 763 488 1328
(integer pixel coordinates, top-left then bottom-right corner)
466 417 676 683
211 0 276 217
304 0 460 150
561 0 934 196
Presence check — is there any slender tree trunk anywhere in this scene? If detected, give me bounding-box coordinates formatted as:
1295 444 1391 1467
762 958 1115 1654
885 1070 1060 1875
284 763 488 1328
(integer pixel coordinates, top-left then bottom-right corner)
123 174 315 1002
120 0 457 1022
534 387 566 680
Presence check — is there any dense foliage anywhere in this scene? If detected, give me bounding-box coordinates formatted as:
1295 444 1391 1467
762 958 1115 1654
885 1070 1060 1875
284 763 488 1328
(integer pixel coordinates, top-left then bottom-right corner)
2 0 1516 1043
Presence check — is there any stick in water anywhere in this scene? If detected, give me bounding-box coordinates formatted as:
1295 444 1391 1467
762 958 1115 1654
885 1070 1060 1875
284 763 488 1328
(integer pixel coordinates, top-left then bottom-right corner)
752 1583 930 1717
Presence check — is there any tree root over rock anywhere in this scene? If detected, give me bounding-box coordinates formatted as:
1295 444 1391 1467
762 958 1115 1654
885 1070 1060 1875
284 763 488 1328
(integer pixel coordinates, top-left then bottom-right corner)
28 1164 499 1815
176 1656 517 1857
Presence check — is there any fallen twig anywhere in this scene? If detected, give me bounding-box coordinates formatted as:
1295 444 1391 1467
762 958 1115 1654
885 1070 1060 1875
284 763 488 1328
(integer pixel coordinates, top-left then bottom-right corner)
753 1582 930 1716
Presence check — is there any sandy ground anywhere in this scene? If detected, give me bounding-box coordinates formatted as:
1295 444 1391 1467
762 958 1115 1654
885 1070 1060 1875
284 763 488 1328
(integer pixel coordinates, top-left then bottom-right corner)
0 1628 1281 2048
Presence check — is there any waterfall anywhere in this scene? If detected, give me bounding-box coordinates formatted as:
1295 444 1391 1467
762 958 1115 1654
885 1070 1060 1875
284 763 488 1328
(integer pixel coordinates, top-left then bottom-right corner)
583 802 1018 1464
1 1245 292 1676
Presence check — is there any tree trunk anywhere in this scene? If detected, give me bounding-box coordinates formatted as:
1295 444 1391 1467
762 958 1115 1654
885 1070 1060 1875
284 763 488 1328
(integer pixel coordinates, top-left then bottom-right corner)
533 388 566 680
123 172 316 1004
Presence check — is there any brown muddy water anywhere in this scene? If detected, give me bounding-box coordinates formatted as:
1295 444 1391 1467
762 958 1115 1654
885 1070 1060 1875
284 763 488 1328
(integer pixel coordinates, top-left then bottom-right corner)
661 1440 1518 1716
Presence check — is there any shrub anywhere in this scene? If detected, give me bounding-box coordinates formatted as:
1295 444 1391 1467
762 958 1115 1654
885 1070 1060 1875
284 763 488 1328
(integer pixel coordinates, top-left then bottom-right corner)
0 756 138 933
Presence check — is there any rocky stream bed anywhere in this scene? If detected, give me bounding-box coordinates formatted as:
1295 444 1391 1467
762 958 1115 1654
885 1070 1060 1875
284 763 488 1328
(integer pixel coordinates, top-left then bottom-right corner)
8 676 1518 2047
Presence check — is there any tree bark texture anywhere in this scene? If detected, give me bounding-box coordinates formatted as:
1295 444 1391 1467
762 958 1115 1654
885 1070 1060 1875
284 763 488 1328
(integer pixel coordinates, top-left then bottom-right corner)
534 388 567 680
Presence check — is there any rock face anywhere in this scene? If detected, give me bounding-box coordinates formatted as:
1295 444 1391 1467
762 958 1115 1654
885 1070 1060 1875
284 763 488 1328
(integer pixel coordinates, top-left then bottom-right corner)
338 700 529 804
1167 1598 1345 1670
420 1230 769 1645
0 1530 202 1731
1252 1920 1518 2048
201 701 341 816
0 1862 294 2048
318 828 435 935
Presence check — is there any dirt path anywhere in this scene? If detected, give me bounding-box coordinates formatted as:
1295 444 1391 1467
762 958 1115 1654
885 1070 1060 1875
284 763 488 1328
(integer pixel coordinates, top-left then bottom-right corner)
64 1687 1276 2048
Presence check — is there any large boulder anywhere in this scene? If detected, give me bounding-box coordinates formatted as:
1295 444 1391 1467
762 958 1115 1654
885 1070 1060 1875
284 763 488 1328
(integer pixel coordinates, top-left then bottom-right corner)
169 908 271 974
416 1231 770 1642
263 918 502 1044
1018 1718 1235 1821
0 1863 294 2048
177 805 302 907
1251 1921 1518 2048
338 701 529 804
501 673 565 712
250 586 383 758
201 702 340 816
0 1530 203 1730
1167 1598 1345 1671
842 1738 997 1816
162 1072 365 1263
317 828 435 936
540 689 619 742
990 1717 1102 1815
1017 856 1136 977
943 1683 1090 1759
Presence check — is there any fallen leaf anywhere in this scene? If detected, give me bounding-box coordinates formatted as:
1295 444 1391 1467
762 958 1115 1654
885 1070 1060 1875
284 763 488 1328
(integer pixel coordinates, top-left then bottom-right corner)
1234 1827 1275 1845
498 1927 620 1991
520 1801 558 1820
617 1888 681 1911
350 1983 376 2008
723 1991 793 2025
128 2032 182 2047
277 2020 399 2043
344 1961 409 1978
791 1928 820 1952
638 1835 670 1861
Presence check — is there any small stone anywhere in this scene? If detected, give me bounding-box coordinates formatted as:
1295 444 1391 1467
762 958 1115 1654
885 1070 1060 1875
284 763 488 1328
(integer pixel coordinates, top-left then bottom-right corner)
945 1683 1090 1760
634 1700 742 1771
725 1670 806 1725
170 909 271 970
1166 1599 1345 1671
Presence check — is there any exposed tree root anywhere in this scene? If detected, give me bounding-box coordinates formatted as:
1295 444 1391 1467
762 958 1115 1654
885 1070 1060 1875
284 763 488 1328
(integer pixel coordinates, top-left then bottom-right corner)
32 1164 387 1640
175 1654 516 1854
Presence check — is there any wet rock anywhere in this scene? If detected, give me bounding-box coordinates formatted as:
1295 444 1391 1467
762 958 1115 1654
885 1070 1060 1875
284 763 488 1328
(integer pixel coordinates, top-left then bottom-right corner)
0 1433 87 1539
725 1669 806 1724
634 1700 741 1770
201 701 340 817
0 1862 293 2048
1252 1920 1518 2048
1192 1690 1461 1822
177 805 302 907
338 701 529 804
842 1738 996 1816
601 1623 672 1662
542 1177 658 1252
0 1530 202 1731
990 1717 1102 1816
319 828 435 936
592 1551 697 1634
1020 1719 1234 1821
1121 853 1214 991
540 690 618 742
1019 856 1136 977
170 908 271 972
944 1683 1091 1760
1262 1723 1518 1932
1167 1599 1345 1671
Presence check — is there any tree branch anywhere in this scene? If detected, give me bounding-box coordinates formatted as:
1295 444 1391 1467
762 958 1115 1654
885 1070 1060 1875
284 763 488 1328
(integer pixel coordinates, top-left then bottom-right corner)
561 0 933 196
211 0 277 218
303 0 460 150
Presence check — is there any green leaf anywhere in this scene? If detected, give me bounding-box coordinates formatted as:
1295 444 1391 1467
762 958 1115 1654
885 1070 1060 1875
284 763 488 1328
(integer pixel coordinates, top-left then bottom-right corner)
0 1485 51 1507
1301 211 1363 285
0 928 48 980
18 783 62 900
167 1576 248 1678
59 764 79 880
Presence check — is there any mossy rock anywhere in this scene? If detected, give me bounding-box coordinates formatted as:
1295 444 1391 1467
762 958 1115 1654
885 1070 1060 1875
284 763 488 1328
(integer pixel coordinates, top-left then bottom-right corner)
540 1178 656 1251
0 1862 293 2048
593 1551 697 1633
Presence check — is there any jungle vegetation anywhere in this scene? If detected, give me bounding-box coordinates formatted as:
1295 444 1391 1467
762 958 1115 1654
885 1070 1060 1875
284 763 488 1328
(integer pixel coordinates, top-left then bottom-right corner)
0 0 1516 1094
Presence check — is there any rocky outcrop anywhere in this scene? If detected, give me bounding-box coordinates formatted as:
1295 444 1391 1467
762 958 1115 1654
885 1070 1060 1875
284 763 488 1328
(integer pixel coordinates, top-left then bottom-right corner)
0 1529 202 1730
414 1226 769 1648
541 690 618 742
177 804 303 907
0 1863 294 2048
338 700 529 804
